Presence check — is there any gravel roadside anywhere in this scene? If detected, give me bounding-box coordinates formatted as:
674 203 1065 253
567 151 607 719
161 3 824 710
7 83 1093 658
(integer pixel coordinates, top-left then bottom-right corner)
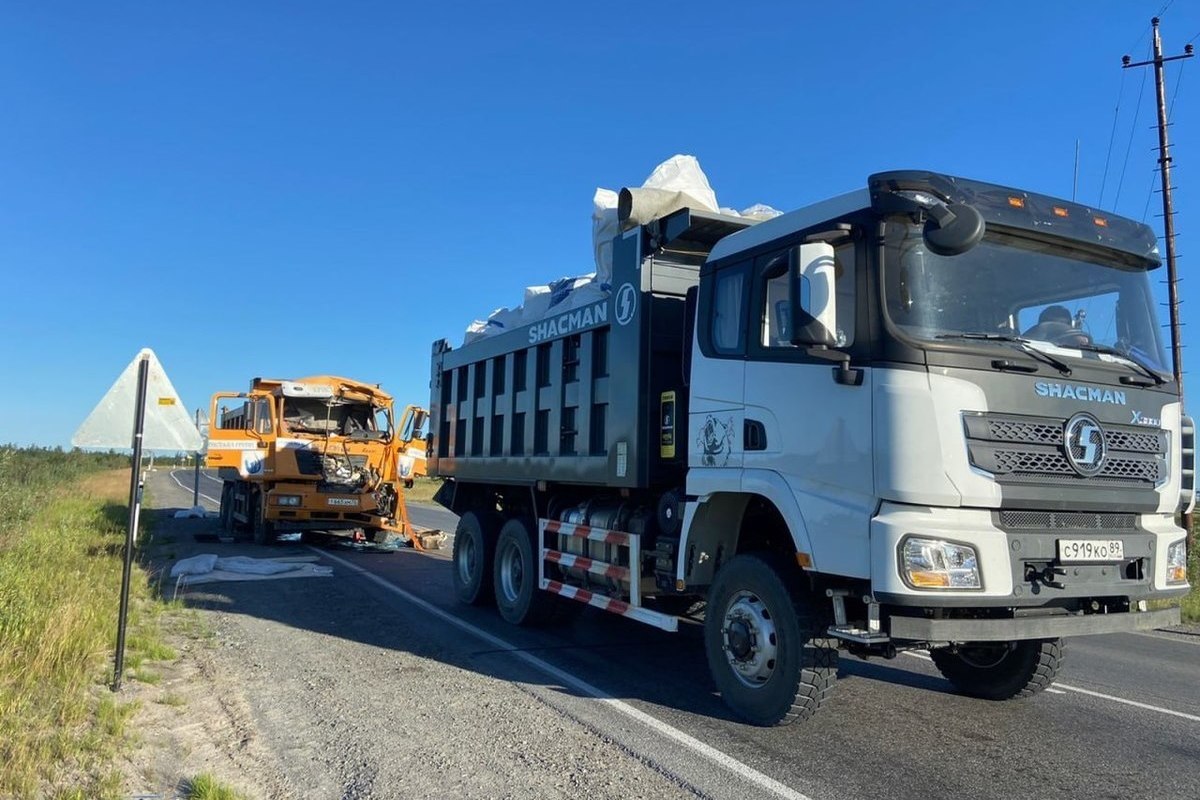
125 471 697 800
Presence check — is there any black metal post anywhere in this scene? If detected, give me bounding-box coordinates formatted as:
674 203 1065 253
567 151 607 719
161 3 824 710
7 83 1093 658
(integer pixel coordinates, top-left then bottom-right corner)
112 356 149 692
193 408 201 506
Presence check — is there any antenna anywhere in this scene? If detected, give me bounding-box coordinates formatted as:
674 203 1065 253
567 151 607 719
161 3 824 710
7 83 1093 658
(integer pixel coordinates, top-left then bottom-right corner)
1072 139 1080 202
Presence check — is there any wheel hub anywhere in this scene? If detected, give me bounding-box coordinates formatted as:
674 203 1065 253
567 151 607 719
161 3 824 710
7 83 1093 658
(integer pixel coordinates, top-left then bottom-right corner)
499 543 523 604
457 534 477 586
721 591 779 688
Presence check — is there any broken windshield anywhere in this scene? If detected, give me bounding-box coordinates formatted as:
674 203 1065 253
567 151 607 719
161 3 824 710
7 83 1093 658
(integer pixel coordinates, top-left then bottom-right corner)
282 397 387 438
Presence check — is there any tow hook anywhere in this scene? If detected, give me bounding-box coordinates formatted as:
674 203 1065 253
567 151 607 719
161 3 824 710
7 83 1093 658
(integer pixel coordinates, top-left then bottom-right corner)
1025 564 1067 590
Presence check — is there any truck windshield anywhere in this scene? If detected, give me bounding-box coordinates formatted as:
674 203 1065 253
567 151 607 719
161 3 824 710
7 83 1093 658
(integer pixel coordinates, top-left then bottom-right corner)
283 397 384 437
882 220 1169 374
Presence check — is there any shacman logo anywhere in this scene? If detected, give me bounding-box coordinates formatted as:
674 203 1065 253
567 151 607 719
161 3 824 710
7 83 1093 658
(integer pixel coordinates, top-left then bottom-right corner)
1063 413 1107 477
615 283 637 326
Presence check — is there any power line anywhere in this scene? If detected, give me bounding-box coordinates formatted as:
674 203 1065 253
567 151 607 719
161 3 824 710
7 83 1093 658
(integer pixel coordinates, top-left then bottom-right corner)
1099 70 1123 206
1114 46 1151 210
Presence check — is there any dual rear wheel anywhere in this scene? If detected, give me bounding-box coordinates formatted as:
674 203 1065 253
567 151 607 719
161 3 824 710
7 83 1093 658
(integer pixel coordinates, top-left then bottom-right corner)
451 513 569 625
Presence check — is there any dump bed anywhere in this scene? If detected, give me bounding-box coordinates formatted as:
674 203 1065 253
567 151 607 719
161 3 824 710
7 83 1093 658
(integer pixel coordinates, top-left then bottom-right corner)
430 208 750 490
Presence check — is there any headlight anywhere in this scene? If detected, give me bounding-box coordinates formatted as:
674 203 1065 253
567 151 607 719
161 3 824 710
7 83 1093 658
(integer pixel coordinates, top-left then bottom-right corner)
1167 539 1188 585
274 495 301 507
900 537 981 589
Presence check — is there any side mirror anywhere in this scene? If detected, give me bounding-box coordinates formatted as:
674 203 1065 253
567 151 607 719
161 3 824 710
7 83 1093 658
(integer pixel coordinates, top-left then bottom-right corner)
922 202 984 256
788 243 838 347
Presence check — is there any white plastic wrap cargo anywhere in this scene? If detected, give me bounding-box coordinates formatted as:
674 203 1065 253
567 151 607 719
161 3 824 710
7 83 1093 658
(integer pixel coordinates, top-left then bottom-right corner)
461 154 779 345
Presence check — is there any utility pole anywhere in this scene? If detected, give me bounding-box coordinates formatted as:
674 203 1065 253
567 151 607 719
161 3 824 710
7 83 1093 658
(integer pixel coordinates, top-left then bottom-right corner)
1123 17 1193 397
193 408 201 507
1124 17 1195 552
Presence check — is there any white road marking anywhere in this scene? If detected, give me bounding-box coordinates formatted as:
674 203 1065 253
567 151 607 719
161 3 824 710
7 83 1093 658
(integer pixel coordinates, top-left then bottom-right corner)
169 470 221 506
1052 683 1200 723
313 546 814 800
901 651 1197 722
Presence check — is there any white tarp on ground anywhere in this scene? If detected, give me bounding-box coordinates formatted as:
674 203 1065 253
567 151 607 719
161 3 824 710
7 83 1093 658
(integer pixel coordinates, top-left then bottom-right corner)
173 506 210 519
463 155 782 344
170 554 333 585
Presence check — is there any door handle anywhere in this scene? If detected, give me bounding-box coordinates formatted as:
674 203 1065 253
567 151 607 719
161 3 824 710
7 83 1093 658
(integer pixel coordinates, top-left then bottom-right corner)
744 419 767 451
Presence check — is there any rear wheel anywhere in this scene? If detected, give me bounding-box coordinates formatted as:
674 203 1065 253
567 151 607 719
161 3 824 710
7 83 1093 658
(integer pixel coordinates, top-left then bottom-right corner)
493 517 557 626
704 554 837 726
930 639 1064 700
452 511 499 606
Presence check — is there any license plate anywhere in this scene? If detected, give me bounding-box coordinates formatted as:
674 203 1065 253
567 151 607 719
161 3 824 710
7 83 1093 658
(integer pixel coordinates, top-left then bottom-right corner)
1057 539 1124 563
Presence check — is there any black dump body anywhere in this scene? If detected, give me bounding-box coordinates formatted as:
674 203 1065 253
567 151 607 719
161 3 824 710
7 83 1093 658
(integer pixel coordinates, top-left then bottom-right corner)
429 209 749 492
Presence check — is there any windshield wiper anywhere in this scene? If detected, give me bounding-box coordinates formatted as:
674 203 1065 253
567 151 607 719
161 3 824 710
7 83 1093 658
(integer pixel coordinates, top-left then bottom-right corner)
1073 342 1167 386
935 333 1073 376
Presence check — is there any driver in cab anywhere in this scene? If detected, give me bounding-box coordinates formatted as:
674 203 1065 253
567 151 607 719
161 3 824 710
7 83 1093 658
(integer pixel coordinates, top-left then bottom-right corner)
1023 305 1090 347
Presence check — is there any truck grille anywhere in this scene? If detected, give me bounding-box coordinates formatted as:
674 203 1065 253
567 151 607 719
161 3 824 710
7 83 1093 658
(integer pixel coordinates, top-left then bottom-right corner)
964 412 1166 486
999 510 1136 530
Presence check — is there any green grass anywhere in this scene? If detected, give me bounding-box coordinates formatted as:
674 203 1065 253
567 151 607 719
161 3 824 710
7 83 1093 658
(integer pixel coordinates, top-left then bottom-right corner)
0 446 179 799
156 692 186 708
403 476 443 505
183 773 247 800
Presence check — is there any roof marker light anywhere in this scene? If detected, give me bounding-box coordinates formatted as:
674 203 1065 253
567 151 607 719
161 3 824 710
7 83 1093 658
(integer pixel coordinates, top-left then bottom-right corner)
1007 196 1025 208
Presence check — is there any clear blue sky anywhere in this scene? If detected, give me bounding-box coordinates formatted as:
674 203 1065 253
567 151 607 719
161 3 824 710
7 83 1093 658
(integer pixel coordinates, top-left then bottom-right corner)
3 1 1199 447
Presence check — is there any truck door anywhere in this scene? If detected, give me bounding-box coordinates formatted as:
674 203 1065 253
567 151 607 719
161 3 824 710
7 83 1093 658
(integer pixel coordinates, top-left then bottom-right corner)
742 237 874 579
397 404 428 482
689 260 749 473
205 391 277 479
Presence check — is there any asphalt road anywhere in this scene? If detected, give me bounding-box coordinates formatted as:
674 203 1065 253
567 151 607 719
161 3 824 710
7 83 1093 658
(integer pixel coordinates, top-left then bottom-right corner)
160 468 1200 800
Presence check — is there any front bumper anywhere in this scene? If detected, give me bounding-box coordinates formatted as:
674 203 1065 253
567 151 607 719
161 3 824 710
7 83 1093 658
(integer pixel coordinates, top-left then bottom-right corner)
871 502 1190 606
889 606 1180 642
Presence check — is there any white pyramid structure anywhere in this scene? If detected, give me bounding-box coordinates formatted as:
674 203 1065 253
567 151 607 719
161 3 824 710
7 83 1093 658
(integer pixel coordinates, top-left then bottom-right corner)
72 348 203 452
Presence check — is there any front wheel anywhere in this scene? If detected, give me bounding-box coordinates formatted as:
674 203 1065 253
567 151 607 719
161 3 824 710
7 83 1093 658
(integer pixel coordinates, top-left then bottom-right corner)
250 492 275 546
929 639 1064 700
218 483 234 533
703 554 837 726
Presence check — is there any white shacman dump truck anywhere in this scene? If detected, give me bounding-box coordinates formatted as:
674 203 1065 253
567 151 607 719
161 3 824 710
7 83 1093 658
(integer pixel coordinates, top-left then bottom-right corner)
429 170 1195 725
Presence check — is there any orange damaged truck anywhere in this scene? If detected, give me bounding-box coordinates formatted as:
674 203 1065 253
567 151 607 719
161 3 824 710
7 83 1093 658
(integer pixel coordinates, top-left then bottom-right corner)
206 376 435 547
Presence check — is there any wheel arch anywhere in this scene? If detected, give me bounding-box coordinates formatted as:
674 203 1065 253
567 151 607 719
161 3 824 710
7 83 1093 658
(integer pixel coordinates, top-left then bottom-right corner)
677 480 816 588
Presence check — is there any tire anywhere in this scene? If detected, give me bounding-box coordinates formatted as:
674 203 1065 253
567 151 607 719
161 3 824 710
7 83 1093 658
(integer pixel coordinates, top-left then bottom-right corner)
704 554 837 726
251 491 275 546
493 517 557 626
452 511 500 606
929 638 1064 700
219 483 234 534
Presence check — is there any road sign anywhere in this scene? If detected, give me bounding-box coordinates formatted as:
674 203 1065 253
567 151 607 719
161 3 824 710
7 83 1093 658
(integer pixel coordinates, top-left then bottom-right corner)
72 348 202 452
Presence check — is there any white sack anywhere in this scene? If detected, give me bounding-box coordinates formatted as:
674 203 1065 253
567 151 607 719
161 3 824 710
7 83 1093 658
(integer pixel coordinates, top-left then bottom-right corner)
464 154 778 345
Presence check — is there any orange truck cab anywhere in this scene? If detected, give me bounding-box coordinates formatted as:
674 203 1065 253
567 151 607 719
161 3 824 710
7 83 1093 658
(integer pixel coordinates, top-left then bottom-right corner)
206 376 413 545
